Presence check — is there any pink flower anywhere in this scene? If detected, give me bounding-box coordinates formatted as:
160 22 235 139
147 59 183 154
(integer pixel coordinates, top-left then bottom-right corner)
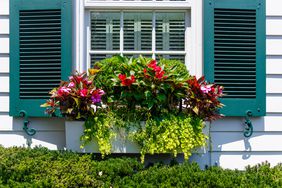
68 82 75 88
79 89 88 97
57 86 71 96
87 80 92 85
200 85 212 94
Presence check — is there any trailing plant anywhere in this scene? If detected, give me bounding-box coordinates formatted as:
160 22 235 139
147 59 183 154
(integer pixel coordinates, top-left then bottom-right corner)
41 72 105 120
81 111 117 157
132 113 207 163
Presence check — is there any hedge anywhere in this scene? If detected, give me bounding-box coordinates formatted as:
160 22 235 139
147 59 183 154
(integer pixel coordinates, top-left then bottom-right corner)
0 146 282 187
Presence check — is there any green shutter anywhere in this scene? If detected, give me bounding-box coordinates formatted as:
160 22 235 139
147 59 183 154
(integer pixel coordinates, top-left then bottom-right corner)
204 0 266 116
10 0 72 117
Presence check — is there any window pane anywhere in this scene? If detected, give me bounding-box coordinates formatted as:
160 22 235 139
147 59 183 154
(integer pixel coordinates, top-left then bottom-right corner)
156 12 185 51
91 12 120 50
124 12 152 51
156 54 185 63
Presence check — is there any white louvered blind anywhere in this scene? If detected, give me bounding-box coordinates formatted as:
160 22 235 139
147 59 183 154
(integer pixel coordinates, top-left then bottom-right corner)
90 11 187 67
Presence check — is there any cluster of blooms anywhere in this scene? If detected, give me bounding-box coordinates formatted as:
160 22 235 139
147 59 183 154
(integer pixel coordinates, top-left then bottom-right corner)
118 74 136 86
41 72 105 119
144 60 168 80
186 76 224 121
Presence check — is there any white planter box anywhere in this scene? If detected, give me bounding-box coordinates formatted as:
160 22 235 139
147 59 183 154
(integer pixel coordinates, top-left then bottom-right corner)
65 120 141 153
65 120 210 168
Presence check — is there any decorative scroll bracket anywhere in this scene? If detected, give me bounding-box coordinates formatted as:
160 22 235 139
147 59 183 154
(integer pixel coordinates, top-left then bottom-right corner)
19 110 36 136
243 110 253 138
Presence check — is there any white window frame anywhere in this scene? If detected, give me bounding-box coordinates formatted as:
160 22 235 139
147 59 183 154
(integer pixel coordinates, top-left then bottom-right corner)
74 0 202 77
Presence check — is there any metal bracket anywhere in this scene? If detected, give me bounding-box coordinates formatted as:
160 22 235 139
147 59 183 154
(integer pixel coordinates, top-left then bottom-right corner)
19 110 36 136
243 110 253 138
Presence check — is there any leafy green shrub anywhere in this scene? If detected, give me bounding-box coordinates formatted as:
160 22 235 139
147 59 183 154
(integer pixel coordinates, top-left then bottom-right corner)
1 147 282 187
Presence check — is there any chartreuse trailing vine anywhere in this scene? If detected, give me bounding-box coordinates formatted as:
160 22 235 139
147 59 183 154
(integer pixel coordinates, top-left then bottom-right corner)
80 112 117 157
132 114 207 163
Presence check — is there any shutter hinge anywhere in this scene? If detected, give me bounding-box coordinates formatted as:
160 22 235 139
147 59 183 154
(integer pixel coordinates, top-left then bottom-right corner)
19 110 36 136
243 110 253 138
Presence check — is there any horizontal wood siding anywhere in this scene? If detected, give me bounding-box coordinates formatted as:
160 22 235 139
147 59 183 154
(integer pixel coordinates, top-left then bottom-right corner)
210 1 282 169
0 0 66 150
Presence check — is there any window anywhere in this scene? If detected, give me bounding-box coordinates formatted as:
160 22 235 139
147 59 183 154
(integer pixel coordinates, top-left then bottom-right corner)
83 0 192 69
88 11 189 68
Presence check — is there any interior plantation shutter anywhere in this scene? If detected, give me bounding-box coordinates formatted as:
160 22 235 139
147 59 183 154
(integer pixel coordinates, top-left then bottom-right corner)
204 0 266 116
123 13 152 51
10 0 72 117
90 12 120 66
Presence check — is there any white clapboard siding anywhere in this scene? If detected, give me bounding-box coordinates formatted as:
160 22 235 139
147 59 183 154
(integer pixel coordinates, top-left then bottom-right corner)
0 96 9 112
267 96 282 113
0 56 9 73
0 37 9 54
267 56 282 75
211 132 282 152
211 116 282 132
0 0 9 15
0 115 12 130
267 18 282 36
266 38 282 55
266 0 282 16
0 131 65 150
267 77 282 93
0 76 9 92
211 152 282 170
0 117 65 131
0 17 9 34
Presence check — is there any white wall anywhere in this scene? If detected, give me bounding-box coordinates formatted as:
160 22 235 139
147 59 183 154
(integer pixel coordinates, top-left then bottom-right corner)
0 0 66 149
208 0 282 170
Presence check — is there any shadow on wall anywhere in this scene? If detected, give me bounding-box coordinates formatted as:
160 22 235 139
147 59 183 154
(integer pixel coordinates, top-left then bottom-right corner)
209 117 282 169
8 117 66 150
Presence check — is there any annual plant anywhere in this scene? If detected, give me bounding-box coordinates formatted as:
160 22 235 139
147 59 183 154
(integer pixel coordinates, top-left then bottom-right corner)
184 76 224 121
41 72 105 120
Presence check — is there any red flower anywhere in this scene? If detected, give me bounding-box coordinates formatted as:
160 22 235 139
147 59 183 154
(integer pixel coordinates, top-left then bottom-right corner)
153 66 162 72
118 74 126 81
118 74 135 86
148 60 157 68
131 75 135 82
143 68 150 79
155 70 165 79
143 68 147 74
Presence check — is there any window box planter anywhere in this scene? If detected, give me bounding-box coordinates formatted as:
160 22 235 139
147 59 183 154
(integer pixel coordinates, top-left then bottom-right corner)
65 120 141 153
65 120 210 155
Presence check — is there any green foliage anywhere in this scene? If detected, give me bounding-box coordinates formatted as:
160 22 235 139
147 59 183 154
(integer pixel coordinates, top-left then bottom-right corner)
93 55 191 115
0 146 142 188
1 147 282 187
80 111 117 158
132 114 207 163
